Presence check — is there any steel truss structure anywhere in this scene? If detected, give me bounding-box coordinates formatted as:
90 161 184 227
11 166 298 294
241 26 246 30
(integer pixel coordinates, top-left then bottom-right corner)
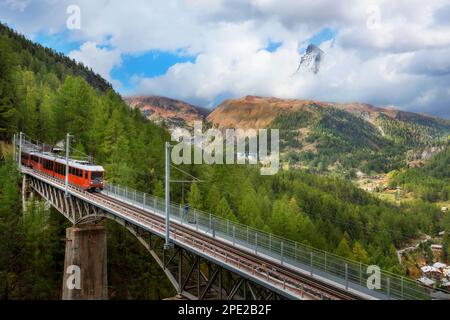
26 174 285 300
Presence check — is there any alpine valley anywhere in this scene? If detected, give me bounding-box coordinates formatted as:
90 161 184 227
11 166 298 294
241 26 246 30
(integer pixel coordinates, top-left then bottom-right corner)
127 94 450 176
1 20 450 300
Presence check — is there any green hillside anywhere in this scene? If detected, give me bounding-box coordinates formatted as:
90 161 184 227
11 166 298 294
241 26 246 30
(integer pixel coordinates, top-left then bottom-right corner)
273 104 450 175
0 22 175 299
390 142 450 202
1 23 449 298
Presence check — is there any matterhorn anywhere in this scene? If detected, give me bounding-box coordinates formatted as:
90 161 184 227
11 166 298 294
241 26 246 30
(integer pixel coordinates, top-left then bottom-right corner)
295 44 324 74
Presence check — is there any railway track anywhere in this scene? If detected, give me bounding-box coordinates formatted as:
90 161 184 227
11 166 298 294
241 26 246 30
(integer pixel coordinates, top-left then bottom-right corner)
90 191 366 300
23 168 367 300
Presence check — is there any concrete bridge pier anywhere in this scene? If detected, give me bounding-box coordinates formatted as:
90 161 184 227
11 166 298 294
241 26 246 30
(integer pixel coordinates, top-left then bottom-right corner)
62 224 108 300
22 174 30 213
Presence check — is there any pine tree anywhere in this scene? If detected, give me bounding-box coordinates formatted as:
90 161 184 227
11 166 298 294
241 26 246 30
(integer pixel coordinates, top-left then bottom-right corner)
206 185 221 211
0 36 17 139
352 241 369 264
188 183 203 210
0 158 23 299
216 197 237 221
335 233 354 260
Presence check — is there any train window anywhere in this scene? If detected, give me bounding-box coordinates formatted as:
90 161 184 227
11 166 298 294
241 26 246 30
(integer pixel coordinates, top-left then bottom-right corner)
44 160 52 170
58 163 64 175
91 172 103 180
84 171 88 179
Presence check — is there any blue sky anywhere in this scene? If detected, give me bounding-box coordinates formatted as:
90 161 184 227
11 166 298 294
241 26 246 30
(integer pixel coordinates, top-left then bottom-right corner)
30 25 336 95
308 28 336 48
34 28 334 94
111 51 196 93
31 30 197 92
1 1 449 118
34 31 83 54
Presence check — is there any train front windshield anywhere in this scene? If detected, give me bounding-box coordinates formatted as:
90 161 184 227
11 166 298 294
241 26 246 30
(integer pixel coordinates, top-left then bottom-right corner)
91 172 103 181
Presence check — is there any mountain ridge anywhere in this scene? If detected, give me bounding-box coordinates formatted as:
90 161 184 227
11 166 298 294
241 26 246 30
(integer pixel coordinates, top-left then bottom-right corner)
208 95 450 129
296 44 325 74
124 95 209 129
206 95 450 173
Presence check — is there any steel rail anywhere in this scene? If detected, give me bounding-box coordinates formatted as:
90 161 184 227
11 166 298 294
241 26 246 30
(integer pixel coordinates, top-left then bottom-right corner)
88 191 365 300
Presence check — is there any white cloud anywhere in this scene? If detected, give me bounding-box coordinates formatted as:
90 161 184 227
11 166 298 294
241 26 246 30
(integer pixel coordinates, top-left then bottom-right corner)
69 42 122 87
1 0 450 118
3 0 29 12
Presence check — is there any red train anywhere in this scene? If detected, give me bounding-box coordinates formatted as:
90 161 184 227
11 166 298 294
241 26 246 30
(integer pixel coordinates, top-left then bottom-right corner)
21 150 105 191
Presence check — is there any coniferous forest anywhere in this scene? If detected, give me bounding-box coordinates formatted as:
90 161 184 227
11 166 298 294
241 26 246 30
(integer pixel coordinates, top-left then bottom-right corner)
0 22 449 299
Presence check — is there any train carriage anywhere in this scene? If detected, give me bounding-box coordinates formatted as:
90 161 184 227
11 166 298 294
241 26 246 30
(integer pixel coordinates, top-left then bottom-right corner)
54 158 104 191
40 153 55 177
20 151 32 167
21 150 104 191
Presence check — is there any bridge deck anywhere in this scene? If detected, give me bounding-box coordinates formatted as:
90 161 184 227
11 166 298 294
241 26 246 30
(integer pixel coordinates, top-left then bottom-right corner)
22 167 390 300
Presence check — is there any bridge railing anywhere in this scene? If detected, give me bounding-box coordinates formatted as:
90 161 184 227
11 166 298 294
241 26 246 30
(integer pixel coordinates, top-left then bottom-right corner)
103 182 438 300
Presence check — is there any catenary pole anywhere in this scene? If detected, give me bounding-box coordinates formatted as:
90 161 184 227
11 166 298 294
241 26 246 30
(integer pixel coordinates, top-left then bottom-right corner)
19 132 23 167
65 133 72 197
12 133 16 163
164 142 171 249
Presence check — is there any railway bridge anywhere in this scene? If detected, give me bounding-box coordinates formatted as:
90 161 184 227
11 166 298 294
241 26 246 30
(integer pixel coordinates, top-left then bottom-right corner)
14 134 436 301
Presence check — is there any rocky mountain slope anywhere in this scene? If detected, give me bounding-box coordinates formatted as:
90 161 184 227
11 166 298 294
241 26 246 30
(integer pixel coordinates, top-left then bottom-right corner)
295 44 324 74
126 93 450 173
208 96 445 130
208 96 450 173
124 96 209 129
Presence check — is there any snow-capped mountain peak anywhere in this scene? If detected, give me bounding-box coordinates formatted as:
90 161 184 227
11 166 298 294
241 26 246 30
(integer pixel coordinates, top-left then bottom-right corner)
295 44 325 75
